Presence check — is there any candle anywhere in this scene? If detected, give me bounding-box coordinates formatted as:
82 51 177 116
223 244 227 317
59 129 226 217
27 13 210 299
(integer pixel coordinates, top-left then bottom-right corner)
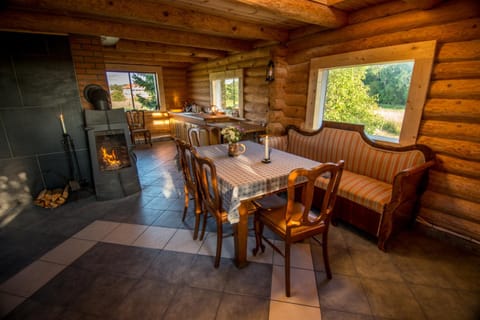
59 114 67 134
264 135 269 159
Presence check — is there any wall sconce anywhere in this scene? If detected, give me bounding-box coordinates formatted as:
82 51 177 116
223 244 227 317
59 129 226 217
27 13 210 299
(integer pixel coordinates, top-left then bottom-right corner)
100 35 120 46
265 60 274 82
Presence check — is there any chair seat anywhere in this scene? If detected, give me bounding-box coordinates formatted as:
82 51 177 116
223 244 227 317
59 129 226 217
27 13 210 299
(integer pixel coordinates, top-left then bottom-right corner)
257 196 326 238
131 128 150 134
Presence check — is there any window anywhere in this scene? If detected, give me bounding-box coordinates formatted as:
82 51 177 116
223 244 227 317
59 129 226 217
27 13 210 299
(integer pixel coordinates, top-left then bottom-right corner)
209 69 243 117
306 41 436 146
106 71 160 111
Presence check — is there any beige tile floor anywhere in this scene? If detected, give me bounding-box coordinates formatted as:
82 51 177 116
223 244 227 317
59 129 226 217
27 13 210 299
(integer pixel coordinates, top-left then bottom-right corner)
1 220 322 319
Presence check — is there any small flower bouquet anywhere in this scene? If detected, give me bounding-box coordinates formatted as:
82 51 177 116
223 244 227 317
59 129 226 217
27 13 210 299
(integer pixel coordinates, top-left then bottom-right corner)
221 126 243 144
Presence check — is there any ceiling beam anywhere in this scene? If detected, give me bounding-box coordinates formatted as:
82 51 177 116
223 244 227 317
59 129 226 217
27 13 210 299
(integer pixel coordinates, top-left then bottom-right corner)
0 9 253 52
102 51 208 64
402 0 444 9
113 40 227 60
8 0 288 42
105 61 191 69
234 0 347 28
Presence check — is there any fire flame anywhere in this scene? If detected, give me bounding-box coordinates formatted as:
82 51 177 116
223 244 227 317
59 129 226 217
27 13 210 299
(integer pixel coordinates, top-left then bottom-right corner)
100 147 121 168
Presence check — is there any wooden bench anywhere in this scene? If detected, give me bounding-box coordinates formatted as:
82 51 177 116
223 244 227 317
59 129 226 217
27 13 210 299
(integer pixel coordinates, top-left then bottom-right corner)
268 122 435 250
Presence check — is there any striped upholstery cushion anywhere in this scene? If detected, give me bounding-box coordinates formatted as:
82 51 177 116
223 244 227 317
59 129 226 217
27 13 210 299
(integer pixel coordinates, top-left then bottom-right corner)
315 170 392 217
287 128 425 184
268 135 288 151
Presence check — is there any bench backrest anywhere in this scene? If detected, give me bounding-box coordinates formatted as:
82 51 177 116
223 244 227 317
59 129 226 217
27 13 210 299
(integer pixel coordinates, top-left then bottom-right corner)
287 126 426 184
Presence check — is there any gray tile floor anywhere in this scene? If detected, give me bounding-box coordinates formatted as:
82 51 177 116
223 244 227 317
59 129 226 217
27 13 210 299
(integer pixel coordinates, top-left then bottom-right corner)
1 140 479 319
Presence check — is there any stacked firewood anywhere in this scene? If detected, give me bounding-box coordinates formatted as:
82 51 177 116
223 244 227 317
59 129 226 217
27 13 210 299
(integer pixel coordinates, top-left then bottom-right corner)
34 185 69 208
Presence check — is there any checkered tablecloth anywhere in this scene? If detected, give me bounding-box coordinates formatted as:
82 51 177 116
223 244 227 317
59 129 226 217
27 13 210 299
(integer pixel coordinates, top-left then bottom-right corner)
196 141 321 223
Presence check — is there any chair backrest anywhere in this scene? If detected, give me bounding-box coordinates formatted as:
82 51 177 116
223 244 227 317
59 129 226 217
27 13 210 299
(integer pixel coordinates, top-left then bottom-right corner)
174 138 197 194
285 160 344 228
188 126 211 147
191 148 223 218
126 110 146 130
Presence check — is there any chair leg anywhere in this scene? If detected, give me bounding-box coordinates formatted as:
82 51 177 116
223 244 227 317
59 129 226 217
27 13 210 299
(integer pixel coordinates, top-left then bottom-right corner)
147 131 152 147
193 213 200 241
322 231 332 279
252 215 265 256
214 221 223 268
182 188 189 222
192 200 201 240
285 242 291 297
199 210 208 241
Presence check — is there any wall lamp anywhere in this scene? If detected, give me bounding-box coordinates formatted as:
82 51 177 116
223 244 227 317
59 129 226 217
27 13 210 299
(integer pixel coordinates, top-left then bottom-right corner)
266 60 274 82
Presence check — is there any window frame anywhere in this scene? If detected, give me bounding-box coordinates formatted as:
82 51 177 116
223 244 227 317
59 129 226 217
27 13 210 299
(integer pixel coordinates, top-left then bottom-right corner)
209 69 244 117
105 65 166 112
306 40 436 146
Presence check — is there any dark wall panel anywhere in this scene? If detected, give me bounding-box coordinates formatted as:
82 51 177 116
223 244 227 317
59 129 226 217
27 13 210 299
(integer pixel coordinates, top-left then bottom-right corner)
15 56 78 107
0 56 22 108
0 32 91 196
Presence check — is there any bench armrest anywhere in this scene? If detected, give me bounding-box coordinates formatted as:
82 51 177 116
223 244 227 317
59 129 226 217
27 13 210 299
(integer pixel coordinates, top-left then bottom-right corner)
377 159 435 250
391 160 435 203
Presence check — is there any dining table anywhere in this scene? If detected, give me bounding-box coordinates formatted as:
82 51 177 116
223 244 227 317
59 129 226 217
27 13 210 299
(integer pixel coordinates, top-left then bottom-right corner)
195 140 321 268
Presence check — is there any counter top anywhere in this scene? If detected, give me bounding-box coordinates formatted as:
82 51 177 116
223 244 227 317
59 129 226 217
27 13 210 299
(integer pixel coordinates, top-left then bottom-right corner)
169 112 232 122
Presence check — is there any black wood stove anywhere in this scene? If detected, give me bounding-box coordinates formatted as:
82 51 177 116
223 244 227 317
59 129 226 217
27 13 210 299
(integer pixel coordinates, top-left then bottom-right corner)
83 85 140 200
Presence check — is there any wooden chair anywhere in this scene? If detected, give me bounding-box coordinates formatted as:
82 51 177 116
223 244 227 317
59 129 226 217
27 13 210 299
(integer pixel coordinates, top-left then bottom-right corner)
174 138 203 240
253 160 344 297
126 110 152 146
188 126 220 146
190 148 230 268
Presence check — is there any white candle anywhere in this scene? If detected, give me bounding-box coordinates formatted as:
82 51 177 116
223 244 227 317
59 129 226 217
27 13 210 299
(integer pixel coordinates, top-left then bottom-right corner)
59 114 67 134
264 135 269 159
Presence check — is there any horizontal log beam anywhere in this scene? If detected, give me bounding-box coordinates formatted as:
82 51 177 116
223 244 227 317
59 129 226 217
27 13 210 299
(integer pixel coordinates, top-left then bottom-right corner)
423 99 480 122
288 18 480 65
419 120 480 142
429 79 480 99
435 154 480 179
8 0 288 42
418 207 480 241
0 10 253 52
349 0 419 25
436 40 480 62
422 190 480 224
432 61 480 80
428 170 480 203
102 51 207 63
417 135 480 161
113 40 227 60
289 0 480 52
190 57 271 75
105 61 190 69
235 0 347 28
190 47 271 71
402 0 444 9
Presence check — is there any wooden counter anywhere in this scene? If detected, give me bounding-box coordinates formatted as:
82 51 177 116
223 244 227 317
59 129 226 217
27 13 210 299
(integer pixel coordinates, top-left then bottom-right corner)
169 112 231 124
169 112 265 144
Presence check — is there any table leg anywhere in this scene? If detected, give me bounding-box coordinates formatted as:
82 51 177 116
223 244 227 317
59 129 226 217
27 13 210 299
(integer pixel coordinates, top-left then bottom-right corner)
233 201 249 268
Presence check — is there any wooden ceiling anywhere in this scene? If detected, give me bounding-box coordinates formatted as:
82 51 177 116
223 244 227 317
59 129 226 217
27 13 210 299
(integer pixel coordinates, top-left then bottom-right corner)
0 0 441 67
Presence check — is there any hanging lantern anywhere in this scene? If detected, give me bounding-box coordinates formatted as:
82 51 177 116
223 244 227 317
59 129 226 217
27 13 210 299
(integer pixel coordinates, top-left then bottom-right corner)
265 60 274 82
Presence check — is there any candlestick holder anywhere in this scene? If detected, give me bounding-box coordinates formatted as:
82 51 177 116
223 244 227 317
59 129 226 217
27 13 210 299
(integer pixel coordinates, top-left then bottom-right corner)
262 148 272 163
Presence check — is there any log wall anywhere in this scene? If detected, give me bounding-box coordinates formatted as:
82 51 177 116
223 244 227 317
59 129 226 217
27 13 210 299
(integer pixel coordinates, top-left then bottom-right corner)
162 68 188 110
273 0 480 242
186 47 277 124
